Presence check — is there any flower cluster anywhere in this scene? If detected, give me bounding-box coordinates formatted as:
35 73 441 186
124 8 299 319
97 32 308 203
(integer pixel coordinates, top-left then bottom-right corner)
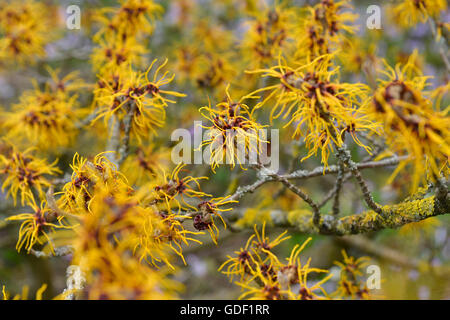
2 68 85 148
92 0 162 73
389 0 447 28
0 0 448 301
141 163 237 243
371 53 450 191
0 143 60 205
6 197 71 254
241 5 293 68
93 60 185 141
69 189 181 299
0 0 57 64
5 151 234 298
247 54 379 166
200 87 268 171
333 250 372 299
220 224 377 300
220 224 331 300
295 0 357 61
174 23 237 96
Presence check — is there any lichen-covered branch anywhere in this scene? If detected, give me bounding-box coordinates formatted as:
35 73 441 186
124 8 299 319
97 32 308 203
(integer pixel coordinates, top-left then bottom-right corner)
229 192 449 236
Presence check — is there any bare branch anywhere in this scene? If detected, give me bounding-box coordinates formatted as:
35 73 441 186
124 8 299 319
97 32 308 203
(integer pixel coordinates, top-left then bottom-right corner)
335 145 383 214
74 109 100 129
332 160 345 216
283 155 408 180
255 165 321 227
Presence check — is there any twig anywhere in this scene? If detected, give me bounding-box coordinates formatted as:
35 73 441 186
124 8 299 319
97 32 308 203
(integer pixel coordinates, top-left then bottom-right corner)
74 109 99 129
255 164 322 227
318 143 386 209
227 175 271 202
177 156 408 225
31 246 74 258
318 171 352 208
335 144 382 214
332 160 345 216
283 155 408 180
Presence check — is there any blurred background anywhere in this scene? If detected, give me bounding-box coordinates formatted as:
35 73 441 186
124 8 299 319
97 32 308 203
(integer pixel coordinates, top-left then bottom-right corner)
0 0 449 299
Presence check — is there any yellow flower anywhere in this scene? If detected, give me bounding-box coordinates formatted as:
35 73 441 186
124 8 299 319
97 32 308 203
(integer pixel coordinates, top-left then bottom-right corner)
172 21 238 95
280 239 331 300
219 234 258 282
6 196 72 253
248 54 379 167
94 0 163 40
145 163 210 213
73 206 180 298
149 211 202 268
0 0 58 64
194 53 237 93
58 152 131 214
371 52 450 191
0 144 60 206
2 284 47 300
312 0 357 36
250 222 290 264
337 37 379 73
91 33 148 73
69 188 184 299
199 86 268 172
121 144 172 186
295 0 357 61
219 223 288 285
237 275 287 300
194 196 238 244
222 225 330 300
93 60 185 141
74 187 194 270
2 68 85 148
241 5 293 68
334 250 372 299
389 0 447 28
